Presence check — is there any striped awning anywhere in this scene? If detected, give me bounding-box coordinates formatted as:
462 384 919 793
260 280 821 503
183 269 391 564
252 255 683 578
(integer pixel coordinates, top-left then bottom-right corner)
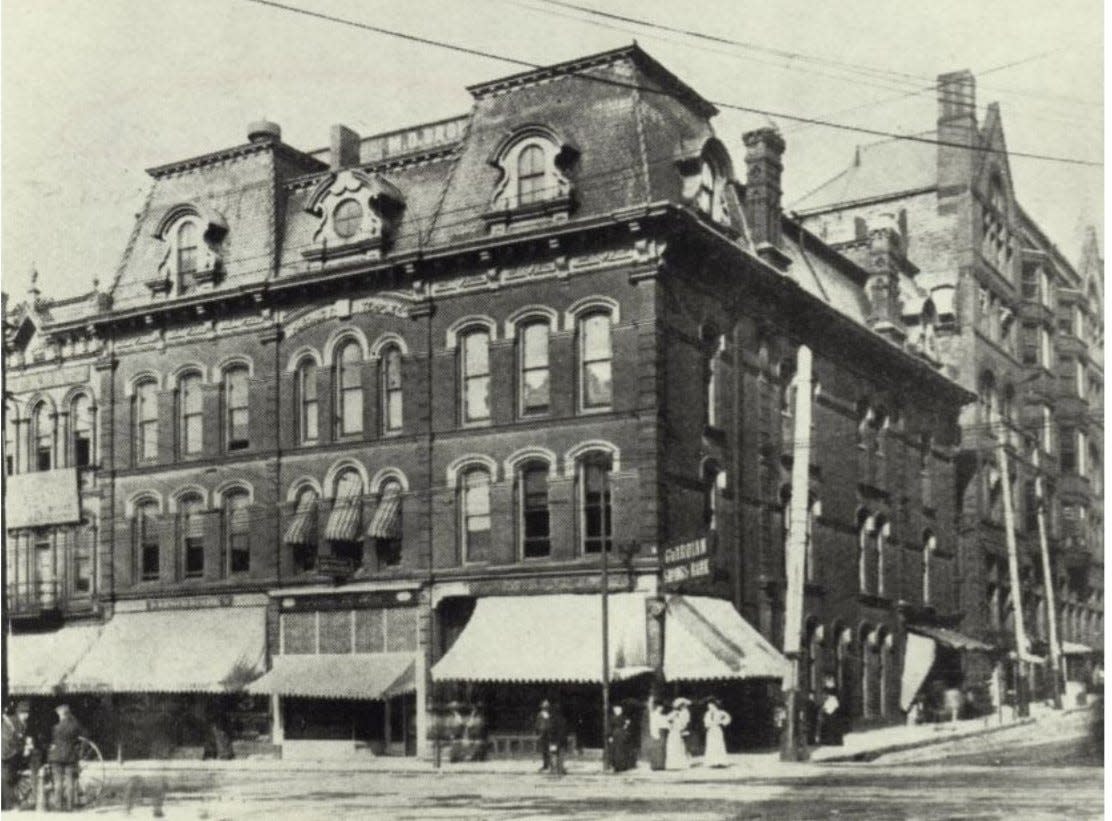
284 494 317 546
324 498 361 542
367 488 402 540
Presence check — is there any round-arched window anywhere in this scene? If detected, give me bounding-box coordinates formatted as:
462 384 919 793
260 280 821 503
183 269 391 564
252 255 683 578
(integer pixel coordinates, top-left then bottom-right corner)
333 200 363 238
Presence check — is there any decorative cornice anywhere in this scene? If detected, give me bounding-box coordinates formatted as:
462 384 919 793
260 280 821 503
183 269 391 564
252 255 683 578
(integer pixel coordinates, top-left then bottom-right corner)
146 140 326 180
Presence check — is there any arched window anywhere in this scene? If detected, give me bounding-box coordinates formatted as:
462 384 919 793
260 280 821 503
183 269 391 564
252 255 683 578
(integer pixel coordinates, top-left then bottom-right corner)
325 469 364 566
461 328 491 424
697 160 717 215
806 498 821 583
922 531 937 604
135 378 159 461
381 346 404 433
461 467 492 563
519 461 551 559
73 515 96 596
856 400 874 450
578 313 613 411
71 394 94 468
223 365 250 451
296 358 319 444
333 199 363 239
517 144 547 205
335 340 364 436
860 625 877 719
4 402 17 475
177 220 199 275
180 493 206 578
286 485 320 571
178 372 203 456
579 453 613 554
32 402 54 471
875 517 890 597
704 462 722 534
705 331 724 429
369 478 403 568
223 489 251 575
136 500 160 581
857 509 875 593
519 321 550 415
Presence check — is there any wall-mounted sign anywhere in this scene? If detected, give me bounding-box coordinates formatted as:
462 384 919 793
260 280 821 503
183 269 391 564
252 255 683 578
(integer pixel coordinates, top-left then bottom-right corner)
662 536 711 587
146 595 234 612
316 556 356 579
6 469 81 529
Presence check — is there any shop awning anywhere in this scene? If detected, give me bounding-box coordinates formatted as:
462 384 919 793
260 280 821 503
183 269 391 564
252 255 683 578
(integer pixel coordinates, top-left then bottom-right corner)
1061 641 1095 656
247 652 415 700
367 489 401 540
907 624 993 652
63 607 266 693
324 499 361 542
7 624 103 696
900 632 937 712
432 593 652 683
284 494 317 546
663 596 789 681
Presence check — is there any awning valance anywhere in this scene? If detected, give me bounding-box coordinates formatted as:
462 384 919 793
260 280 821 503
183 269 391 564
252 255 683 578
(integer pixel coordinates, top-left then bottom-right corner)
7 624 103 696
663 596 789 681
432 593 651 683
284 494 317 546
247 652 415 700
431 593 788 684
367 490 401 540
324 499 361 542
907 624 993 652
64 607 266 693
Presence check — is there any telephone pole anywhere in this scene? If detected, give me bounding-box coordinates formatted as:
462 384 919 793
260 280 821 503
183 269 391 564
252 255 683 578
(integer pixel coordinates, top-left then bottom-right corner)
1033 448 1063 708
995 409 1029 717
780 345 812 761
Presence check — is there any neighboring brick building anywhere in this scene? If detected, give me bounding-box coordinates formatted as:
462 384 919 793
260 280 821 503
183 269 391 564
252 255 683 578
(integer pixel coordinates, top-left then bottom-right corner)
4 45 971 759
796 71 1104 698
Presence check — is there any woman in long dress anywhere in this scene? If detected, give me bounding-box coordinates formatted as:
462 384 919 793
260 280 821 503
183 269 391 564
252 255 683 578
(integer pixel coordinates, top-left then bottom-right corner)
665 698 691 770
647 698 668 771
702 698 731 767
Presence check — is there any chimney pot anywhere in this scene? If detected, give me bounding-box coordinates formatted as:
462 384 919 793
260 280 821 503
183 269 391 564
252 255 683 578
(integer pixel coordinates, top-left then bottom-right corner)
330 124 362 170
247 120 282 144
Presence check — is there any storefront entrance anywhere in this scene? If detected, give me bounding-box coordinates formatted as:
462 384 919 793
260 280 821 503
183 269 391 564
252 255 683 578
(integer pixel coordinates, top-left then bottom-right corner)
280 694 416 759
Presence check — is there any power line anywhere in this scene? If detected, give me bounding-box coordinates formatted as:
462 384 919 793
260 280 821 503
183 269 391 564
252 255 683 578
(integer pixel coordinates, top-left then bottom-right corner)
236 0 1101 168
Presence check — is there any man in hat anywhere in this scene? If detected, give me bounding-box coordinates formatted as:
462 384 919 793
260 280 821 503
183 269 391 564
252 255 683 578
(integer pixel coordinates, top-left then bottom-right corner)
47 704 86 811
2 700 31 809
534 699 567 775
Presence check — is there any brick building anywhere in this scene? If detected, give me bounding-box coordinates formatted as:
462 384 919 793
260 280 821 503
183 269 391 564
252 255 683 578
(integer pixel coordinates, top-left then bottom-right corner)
4 45 971 759
795 71 1104 698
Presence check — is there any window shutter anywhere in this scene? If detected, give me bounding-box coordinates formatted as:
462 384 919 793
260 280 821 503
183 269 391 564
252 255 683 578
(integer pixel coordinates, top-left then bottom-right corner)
609 470 640 550
315 366 333 445
249 503 274 579
489 480 514 564
158 512 178 584
119 517 137 587
611 323 640 413
361 360 379 439
548 330 575 418
203 508 223 582
201 384 221 459
278 372 298 451
547 477 575 561
431 488 458 568
156 390 176 463
120 400 135 468
247 376 274 453
401 352 425 431
431 351 457 432
490 341 515 426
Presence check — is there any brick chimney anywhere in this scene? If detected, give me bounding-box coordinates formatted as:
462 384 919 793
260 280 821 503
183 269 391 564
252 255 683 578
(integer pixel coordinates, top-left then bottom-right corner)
937 70 976 193
743 128 789 269
330 124 361 170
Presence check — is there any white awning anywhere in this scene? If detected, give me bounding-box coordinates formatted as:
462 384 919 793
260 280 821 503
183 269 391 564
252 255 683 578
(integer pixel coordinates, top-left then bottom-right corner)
8 624 103 695
663 596 789 681
64 607 266 693
6 469 81 529
432 593 651 683
900 632 937 712
248 652 414 700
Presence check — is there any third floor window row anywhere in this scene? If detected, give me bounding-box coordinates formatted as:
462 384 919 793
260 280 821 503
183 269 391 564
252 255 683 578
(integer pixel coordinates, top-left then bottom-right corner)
5 392 97 476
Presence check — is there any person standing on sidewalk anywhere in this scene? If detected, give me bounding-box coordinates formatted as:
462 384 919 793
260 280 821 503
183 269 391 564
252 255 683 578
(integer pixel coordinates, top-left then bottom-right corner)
665 698 691 769
47 704 86 812
702 698 731 768
534 699 567 775
647 697 669 771
2 700 31 809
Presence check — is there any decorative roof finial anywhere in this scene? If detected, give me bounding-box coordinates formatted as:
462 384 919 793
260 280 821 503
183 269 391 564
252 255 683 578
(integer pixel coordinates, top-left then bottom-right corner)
27 264 40 301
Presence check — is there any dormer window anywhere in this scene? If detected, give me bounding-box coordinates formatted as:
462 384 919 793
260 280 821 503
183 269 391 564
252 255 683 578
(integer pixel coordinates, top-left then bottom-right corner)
677 138 734 229
150 203 227 294
303 169 405 263
333 200 363 239
484 127 576 232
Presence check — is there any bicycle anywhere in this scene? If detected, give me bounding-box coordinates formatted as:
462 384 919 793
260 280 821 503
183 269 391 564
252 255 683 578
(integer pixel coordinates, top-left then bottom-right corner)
15 736 106 810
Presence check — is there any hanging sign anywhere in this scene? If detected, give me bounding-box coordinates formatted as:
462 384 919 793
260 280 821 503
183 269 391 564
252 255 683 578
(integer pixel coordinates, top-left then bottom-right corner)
662 536 711 587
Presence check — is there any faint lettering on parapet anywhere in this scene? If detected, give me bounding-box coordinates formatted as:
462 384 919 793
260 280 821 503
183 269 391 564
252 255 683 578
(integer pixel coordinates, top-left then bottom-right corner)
282 295 411 336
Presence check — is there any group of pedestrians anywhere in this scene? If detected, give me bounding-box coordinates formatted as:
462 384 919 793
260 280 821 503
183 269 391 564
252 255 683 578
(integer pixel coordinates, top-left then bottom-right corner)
2 700 87 812
647 696 732 770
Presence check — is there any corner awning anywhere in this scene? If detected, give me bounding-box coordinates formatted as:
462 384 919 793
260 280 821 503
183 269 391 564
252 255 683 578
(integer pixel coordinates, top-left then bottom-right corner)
64 607 266 693
1061 641 1095 656
907 624 993 652
247 652 415 700
664 596 789 681
7 624 103 695
432 594 652 683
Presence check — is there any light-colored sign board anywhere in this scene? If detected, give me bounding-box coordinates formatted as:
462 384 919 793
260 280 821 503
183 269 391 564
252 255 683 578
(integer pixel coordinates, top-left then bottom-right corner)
6 469 81 529
662 536 710 586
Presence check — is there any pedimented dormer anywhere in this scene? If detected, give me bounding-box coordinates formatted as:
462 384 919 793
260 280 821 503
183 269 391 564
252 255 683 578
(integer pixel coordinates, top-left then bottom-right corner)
483 125 578 233
150 203 228 295
676 137 737 230
303 168 405 262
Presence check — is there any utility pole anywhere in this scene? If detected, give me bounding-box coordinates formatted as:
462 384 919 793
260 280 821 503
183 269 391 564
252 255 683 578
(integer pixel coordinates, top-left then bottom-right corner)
780 344 812 761
995 409 1029 718
601 533 611 772
1033 448 1063 709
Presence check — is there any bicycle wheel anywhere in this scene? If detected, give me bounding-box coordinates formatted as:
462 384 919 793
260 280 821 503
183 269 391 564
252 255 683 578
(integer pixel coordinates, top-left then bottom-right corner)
76 737 106 807
16 769 35 808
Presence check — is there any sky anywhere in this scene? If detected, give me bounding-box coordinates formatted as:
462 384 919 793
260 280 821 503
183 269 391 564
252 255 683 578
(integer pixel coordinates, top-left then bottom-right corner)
1 0 1104 301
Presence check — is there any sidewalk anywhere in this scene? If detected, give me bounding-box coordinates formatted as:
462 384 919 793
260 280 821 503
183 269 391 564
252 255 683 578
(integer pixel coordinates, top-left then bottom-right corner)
93 701 1089 784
